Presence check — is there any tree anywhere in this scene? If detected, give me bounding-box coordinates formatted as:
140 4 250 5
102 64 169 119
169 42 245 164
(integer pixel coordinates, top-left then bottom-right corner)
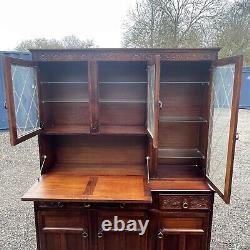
213 0 250 64
122 0 225 48
15 35 97 51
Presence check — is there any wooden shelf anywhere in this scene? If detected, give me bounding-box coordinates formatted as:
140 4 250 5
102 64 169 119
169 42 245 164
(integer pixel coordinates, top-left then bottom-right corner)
100 126 146 135
41 81 88 84
42 99 89 103
160 81 208 84
158 149 205 159
149 178 211 191
159 116 207 123
43 126 146 135
43 126 90 135
100 99 146 104
99 81 147 84
155 165 204 179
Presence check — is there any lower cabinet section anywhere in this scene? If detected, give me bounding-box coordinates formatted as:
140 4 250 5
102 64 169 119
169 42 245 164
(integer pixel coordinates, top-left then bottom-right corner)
35 194 213 250
157 212 210 250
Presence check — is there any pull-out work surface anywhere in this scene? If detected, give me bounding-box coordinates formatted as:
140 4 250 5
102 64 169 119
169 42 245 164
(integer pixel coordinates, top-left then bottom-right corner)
22 173 152 203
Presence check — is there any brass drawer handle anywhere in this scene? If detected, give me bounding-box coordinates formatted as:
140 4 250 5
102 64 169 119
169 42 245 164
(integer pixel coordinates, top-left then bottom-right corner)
183 201 189 209
84 203 91 208
82 231 88 238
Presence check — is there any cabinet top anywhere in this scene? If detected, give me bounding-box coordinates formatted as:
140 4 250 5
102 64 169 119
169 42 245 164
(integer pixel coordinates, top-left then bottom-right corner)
30 48 220 62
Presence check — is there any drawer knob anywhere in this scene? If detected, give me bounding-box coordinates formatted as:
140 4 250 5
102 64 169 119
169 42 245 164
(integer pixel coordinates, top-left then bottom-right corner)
120 203 126 209
157 231 164 239
183 201 189 209
57 202 64 208
84 203 91 208
82 231 88 238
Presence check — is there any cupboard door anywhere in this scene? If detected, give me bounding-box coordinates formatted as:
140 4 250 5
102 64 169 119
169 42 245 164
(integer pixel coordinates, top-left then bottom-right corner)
97 211 148 250
206 56 243 204
157 212 210 250
38 211 89 250
4 57 41 145
147 56 160 148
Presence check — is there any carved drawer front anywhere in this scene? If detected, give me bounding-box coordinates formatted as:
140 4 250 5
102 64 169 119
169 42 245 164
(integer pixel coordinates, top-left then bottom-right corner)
159 195 212 210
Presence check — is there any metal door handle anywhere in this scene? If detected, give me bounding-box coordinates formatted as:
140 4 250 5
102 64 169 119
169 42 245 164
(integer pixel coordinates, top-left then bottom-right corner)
82 231 88 238
98 230 103 238
235 132 239 141
158 100 163 109
157 230 164 239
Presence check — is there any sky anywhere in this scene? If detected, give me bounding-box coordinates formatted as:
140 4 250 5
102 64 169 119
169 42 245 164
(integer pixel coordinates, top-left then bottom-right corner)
0 0 137 50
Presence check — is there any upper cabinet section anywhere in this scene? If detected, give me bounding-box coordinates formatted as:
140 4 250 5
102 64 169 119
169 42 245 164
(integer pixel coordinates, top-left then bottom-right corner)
4 49 220 143
39 61 90 134
4 57 41 145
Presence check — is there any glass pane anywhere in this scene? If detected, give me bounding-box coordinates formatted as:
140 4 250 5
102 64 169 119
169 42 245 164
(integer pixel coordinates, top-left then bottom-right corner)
147 65 155 137
11 65 40 138
207 63 235 194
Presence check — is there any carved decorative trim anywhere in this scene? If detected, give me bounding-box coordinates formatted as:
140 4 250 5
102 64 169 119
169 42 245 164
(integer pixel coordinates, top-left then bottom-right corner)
31 50 218 62
159 195 212 210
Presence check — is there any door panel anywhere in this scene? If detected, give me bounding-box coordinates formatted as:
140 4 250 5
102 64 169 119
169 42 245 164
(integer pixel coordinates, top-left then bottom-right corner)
98 231 147 250
97 210 148 250
4 57 41 145
147 56 160 148
206 56 243 204
38 211 89 250
157 212 210 250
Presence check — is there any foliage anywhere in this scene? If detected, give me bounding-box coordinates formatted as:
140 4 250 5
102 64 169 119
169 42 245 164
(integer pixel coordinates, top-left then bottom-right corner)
123 0 250 64
123 0 224 48
213 0 250 64
15 35 97 51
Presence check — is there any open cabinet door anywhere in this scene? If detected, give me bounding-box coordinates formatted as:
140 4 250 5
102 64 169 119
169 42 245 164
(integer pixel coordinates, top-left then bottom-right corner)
4 57 41 146
147 56 160 148
206 56 243 204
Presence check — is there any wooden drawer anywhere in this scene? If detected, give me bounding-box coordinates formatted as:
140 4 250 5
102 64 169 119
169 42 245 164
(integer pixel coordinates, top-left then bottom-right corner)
159 194 212 210
36 201 149 210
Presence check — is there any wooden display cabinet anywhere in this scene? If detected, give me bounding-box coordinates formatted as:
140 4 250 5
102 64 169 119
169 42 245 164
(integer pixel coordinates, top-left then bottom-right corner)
4 49 243 250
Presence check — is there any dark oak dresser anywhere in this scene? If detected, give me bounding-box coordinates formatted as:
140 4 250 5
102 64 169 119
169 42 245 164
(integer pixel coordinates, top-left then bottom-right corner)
4 48 243 250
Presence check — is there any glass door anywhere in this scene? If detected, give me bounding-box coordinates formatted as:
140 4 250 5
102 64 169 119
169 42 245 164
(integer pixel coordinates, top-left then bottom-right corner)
147 56 160 148
4 57 41 145
207 55 243 204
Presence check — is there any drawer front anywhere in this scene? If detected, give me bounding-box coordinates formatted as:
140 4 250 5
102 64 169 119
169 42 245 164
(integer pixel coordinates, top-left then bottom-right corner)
159 195 212 210
36 201 149 210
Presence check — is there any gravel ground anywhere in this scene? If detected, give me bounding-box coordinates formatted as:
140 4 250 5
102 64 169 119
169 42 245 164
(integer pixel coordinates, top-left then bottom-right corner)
0 109 249 250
